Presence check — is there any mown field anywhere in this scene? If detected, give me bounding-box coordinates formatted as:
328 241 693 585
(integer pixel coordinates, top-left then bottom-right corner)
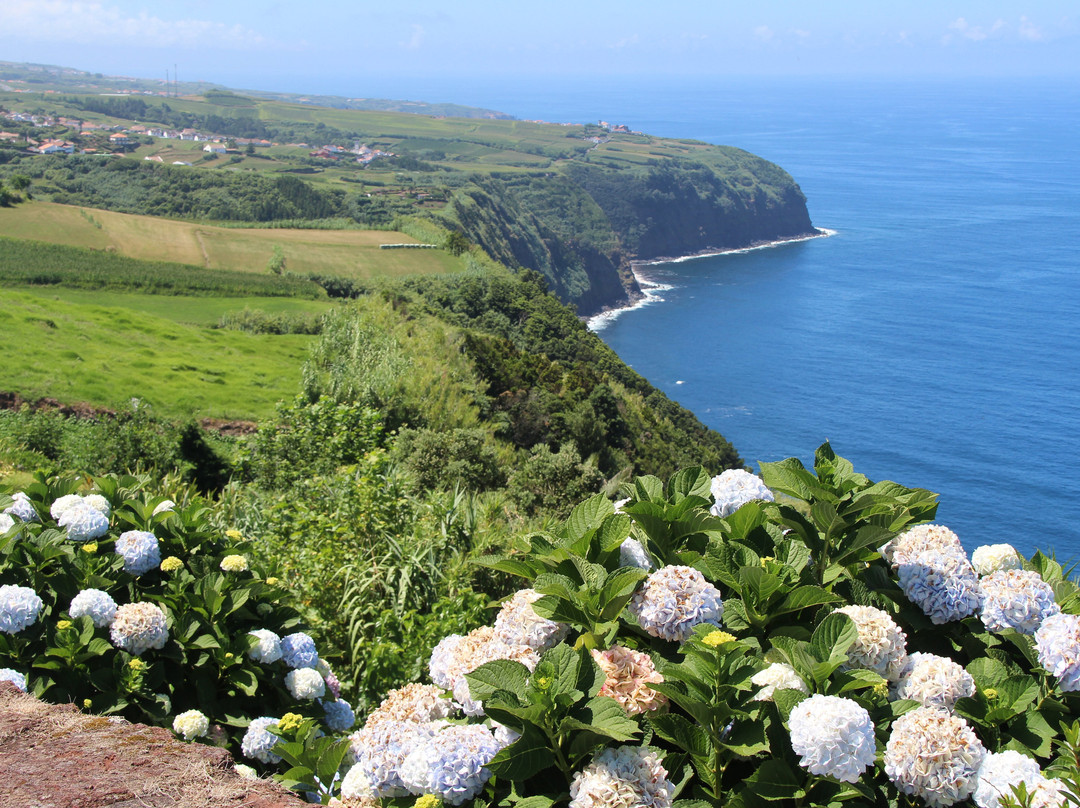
0 289 313 420
0 201 463 279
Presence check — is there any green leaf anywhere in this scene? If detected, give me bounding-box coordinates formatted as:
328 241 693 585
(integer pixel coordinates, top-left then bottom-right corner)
472 555 538 579
810 612 857 664
231 667 259 697
597 514 632 552
759 458 820 503
745 759 806 801
188 633 221 651
648 713 712 758
597 567 648 621
466 659 532 702
562 696 640 742
487 723 551 781
720 718 770 757
668 467 712 499
634 475 664 502
771 688 808 721
1009 710 1055 758
774 586 842 616
564 494 614 543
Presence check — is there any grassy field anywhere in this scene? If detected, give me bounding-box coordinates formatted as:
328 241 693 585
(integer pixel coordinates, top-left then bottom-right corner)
0 289 312 420
0 201 462 279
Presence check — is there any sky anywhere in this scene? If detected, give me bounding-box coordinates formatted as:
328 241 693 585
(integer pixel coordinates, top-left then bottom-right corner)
1 1 1077 99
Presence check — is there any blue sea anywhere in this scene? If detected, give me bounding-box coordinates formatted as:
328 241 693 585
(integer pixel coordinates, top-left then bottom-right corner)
351 75 1080 560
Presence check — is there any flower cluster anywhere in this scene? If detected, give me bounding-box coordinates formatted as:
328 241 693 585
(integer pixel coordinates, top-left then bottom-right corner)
0 513 13 534
883 524 966 568
399 723 501 805
629 565 724 643
619 538 654 571
979 569 1060 635
788 694 876 783
3 492 37 522
109 601 169 655
58 501 110 542
491 589 569 653
884 706 986 807
591 645 668 715
751 662 809 702
220 554 249 573
429 621 541 716
69 588 118 629
248 628 283 664
568 745 675 808
242 716 283 764
0 667 27 691
894 653 975 711
280 632 319 669
974 751 1044 808
323 698 356 732
835 605 909 680
897 550 982 624
971 544 1023 576
0 585 43 634
115 530 161 576
172 709 210 740
284 667 326 700
709 469 775 518
1035 613 1080 692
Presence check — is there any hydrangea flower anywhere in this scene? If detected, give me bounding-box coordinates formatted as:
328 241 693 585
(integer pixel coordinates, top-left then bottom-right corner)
884 524 967 567
69 588 118 629
898 550 982 624
752 662 809 702
220 554 249 573
172 709 210 740
234 763 258 779
709 469 775 518
629 565 724 643
491 589 569 653
160 556 183 573
285 667 326 700
109 602 169 655
885 706 986 807
340 765 376 801
492 721 521 748
972 544 1023 576
0 585 43 634
50 494 85 521
0 668 27 691
82 494 110 516
59 501 110 542
350 718 439 797
974 750 1044 808
835 605 909 680
365 683 454 729
324 699 356 732
242 716 282 764
325 669 342 699
788 694 876 783
895 652 976 711
1035 612 1080 691
281 632 319 669
428 627 538 716
591 646 667 715
1030 777 1070 808
0 513 13 534
619 538 654 571
569 746 675 808
400 724 501 805
248 628 283 664
4 492 37 522
152 499 176 516
115 530 161 576
979 569 1060 635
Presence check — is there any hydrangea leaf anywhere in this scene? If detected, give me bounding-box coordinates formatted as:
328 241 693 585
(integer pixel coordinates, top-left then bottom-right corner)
648 712 713 758
465 659 531 702
810 612 857 665
744 758 806 801
486 722 550 781
667 467 712 500
773 586 842 616
562 695 640 741
596 513 632 553
562 493 614 545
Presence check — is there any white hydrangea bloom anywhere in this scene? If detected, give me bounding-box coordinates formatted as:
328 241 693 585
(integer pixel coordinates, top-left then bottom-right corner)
895 652 975 711
751 662 809 702
619 538 654 571
835 605 909 681
115 530 161 576
885 706 986 807
340 764 375 800
234 763 258 779
972 544 1023 576
0 513 13 534
788 694 876 783
629 565 724 643
50 494 85 521
59 501 110 542
241 716 282 764
152 499 176 516
349 718 439 797
898 550 982 624
569 745 675 808
4 492 37 522
709 469 774 518
979 569 1060 635
884 524 967 568
82 494 110 516
0 585 43 634
284 667 326 700
220 554 249 573
1030 777 1070 808
0 667 27 691
172 709 210 740
247 629 283 664
491 589 569 653
1035 613 1080 692
399 723 501 805
975 750 1044 808
109 601 168 655
69 588 118 628
428 627 538 716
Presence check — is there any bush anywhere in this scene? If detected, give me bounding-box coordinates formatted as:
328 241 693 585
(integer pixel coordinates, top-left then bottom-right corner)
507 442 605 517
394 427 504 491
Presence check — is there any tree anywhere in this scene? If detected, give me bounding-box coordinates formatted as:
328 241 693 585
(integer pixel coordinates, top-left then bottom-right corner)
267 245 287 275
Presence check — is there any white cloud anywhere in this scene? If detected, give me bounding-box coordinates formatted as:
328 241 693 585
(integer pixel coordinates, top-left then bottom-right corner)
753 25 774 42
946 16 1005 42
0 1 271 49
1018 15 1043 41
792 29 811 41
610 33 640 49
403 23 425 50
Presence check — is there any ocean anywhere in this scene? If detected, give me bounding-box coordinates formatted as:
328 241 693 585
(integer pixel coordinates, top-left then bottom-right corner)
347 75 1080 559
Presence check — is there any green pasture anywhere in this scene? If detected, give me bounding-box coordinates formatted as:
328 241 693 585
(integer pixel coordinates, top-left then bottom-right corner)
0 289 311 420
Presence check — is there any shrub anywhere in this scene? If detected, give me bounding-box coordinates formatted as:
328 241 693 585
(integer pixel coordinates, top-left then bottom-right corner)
507 442 605 517
394 427 504 491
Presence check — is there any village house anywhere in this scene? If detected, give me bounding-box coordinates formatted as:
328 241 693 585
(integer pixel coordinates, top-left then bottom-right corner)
108 132 133 146
203 142 227 154
35 139 75 154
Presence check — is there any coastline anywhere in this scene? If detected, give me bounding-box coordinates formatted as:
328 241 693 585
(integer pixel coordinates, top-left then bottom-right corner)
587 228 836 332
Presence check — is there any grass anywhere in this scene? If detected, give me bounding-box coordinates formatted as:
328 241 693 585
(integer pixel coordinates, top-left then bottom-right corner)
0 289 311 420
0 201 462 279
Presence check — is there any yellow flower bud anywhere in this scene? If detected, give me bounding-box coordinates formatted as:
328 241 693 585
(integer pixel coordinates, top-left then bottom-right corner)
56 620 73 630
415 795 442 808
83 699 93 709
128 658 146 671
225 653 234 660
160 556 183 573
984 688 998 700
278 712 304 733
81 542 98 554
225 529 243 540
702 630 737 647
265 577 280 586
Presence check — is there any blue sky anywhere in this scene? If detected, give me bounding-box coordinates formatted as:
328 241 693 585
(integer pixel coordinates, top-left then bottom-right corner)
1 1 1076 97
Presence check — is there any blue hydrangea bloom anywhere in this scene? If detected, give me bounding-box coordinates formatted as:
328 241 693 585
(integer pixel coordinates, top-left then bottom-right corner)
59 502 110 543
979 570 1060 635
898 550 982 624
1035 613 1080 692
4 492 38 522
281 632 319 669
69 589 118 629
0 585 43 634
241 716 282 764
400 724 501 805
323 698 356 731
115 530 161 576
0 667 27 691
